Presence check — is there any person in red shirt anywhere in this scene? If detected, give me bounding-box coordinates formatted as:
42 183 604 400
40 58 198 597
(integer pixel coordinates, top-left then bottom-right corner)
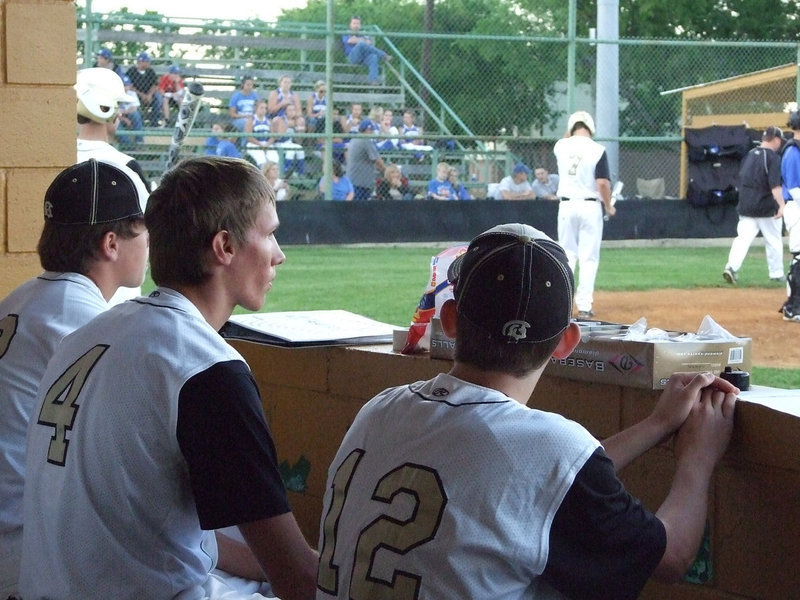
158 65 186 126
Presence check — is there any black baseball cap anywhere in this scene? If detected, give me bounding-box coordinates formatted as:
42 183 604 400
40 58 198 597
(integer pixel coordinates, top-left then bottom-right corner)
43 159 147 225
447 223 574 343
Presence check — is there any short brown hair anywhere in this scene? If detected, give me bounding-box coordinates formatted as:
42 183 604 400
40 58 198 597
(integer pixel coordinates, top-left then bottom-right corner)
37 218 144 274
145 156 274 287
454 315 561 377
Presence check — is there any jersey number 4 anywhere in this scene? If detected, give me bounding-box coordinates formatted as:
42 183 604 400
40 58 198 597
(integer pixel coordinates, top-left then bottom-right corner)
0 314 19 359
318 449 448 599
36 345 109 466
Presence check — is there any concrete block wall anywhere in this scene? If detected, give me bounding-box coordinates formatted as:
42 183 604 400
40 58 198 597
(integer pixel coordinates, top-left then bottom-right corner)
231 340 800 600
0 0 76 296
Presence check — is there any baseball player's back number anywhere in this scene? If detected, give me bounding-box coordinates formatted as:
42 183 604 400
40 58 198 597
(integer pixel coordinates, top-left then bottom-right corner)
0 313 19 359
318 449 448 599
36 344 109 466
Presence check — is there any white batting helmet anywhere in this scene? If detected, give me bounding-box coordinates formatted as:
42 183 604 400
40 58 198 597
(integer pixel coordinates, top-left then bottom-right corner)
567 110 595 136
75 67 130 123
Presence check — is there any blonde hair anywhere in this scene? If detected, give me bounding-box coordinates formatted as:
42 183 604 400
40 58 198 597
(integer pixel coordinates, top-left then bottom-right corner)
368 106 383 122
314 80 325 91
261 161 279 179
384 164 401 179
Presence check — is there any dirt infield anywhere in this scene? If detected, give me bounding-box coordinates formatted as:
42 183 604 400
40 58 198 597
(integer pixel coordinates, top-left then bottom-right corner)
594 288 797 369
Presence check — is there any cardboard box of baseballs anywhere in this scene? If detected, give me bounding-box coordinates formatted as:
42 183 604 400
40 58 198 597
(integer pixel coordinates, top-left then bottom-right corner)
429 318 752 390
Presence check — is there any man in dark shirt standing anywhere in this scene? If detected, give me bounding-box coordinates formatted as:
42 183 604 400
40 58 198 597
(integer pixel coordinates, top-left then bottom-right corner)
723 126 786 285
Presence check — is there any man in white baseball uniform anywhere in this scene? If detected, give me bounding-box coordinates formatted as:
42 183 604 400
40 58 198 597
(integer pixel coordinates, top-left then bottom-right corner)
316 223 737 600
0 159 149 597
554 111 616 319
20 157 318 600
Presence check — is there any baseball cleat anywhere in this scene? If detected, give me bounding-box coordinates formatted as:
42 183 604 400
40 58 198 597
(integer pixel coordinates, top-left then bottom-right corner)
722 267 737 284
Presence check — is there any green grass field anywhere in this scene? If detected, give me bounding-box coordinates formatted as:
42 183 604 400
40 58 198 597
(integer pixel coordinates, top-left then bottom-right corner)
144 243 799 389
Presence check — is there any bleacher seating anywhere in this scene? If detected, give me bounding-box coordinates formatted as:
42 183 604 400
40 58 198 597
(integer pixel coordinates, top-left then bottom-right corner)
78 19 507 197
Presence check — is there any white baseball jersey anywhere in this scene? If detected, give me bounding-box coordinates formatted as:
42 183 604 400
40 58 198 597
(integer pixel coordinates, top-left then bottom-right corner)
316 373 602 600
20 287 289 599
554 135 609 313
0 273 107 592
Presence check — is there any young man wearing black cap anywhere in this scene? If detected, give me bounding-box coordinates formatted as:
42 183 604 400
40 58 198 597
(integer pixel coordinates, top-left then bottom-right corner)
316 223 737 600
0 159 148 597
20 157 317 600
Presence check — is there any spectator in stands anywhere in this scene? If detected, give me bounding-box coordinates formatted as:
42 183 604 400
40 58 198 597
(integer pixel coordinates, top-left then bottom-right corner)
267 75 302 120
400 109 434 154
314 106 347 165
158 65 186 127
532 166 560 200
449 166 472 200
215 124 242 158
347 120 385 200
377 108 399 151
115 75 144 150
342 15 391 85
270 103 306 177
318 160 354 201
375 163 414 200
262 161 290 201
245 99 277 168
228 74 258 132
498 162 536 199
427 162 457 200
94 47 124 79
306 80 327 131
126 51 163 127
204 122 224 155
342 102 364 139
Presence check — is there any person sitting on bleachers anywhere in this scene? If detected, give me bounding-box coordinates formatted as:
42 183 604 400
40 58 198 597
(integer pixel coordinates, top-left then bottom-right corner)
305 80 327 131
375 163 414 200
400 109 434 154
449 166 472 200
314 106 347 165
427 162 456 200
342 15 391 85
228 74 258 132
115 75 144 150
377 109 400 152
245 99 277 168
497 162 536 200
158 65 186 127
204 123 224 155
267 75 302 121
270 103 306 176
318 160 354 201
262 160 290 201
126 51 163 127
341 102 363 139
214 124 242 158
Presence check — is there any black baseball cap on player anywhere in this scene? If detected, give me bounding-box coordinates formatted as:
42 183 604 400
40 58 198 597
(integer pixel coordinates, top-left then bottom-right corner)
43 159 147 225
447 223 574 343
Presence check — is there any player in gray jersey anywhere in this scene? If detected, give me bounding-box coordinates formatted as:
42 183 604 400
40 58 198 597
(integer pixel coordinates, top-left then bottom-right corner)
0 159 148 597
317 223 737 600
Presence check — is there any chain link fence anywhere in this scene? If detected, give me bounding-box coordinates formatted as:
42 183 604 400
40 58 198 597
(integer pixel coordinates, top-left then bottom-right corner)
78 8 800 200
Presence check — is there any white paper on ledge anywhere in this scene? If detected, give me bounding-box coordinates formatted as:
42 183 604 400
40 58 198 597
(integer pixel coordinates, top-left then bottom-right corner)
223 310 402 346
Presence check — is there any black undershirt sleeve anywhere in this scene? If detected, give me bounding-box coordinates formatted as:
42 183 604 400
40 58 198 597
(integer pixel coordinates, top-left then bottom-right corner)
177 360 291 530
541 447 667 600
594 152 611 180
